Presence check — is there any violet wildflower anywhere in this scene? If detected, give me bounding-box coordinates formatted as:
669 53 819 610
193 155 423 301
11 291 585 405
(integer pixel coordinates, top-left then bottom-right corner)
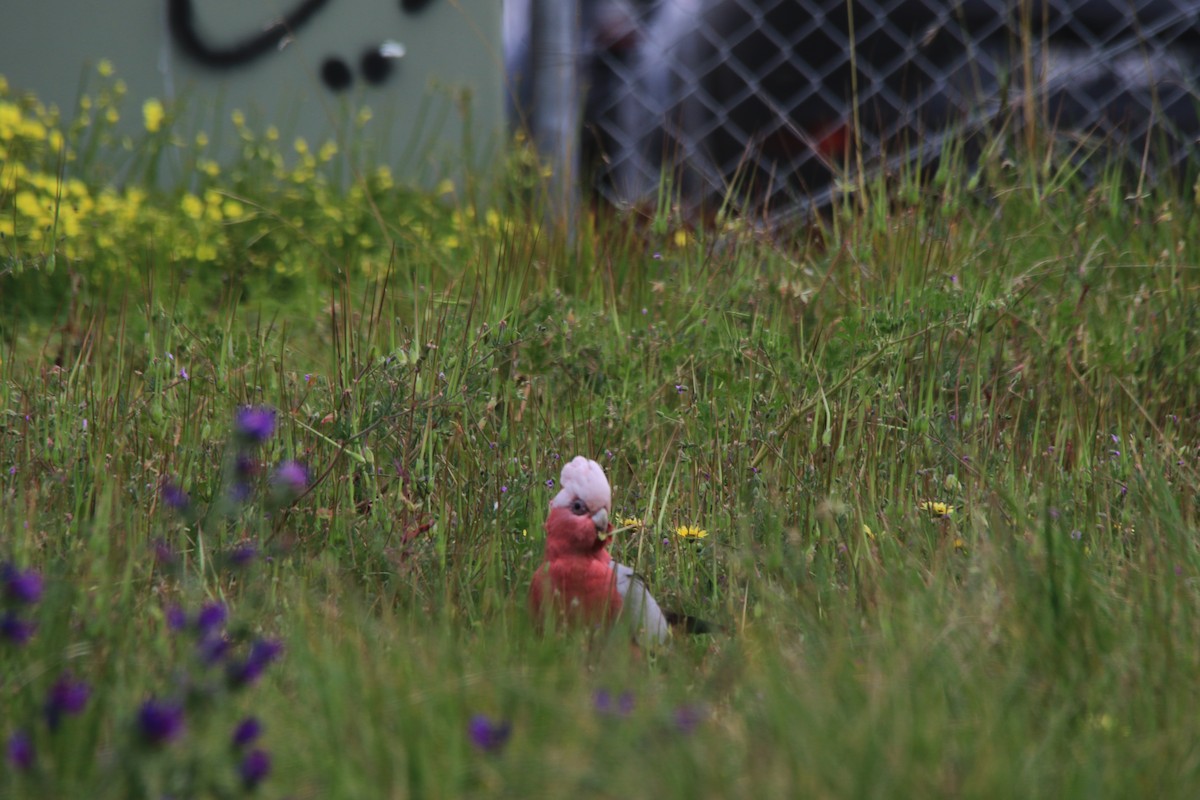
6 730 33 771
151 538 176 567
45 674 91 730
545 479 555 488
269 460 308 503
467 714 512 753
1071 530 1083 541
239 748 271 789
228 638 283 688
195 602 227 637
594 689 635 717
160 480 189 512
137 698 185 745
165 604 188 632
232 716 262 749
227 543 259 568
2 564 43 605
234 406 276 445
0 613 36 645
197 634 231 665
673 704 704 734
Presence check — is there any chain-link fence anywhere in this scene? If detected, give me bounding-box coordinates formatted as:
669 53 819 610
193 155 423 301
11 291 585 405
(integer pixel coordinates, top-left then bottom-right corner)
507 0 1200 216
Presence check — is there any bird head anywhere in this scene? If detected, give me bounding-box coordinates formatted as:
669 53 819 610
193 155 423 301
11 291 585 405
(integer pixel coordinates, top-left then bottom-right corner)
544 456 613 556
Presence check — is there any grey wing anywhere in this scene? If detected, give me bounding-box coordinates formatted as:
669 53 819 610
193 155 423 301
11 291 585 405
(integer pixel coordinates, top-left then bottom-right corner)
612 562 670 645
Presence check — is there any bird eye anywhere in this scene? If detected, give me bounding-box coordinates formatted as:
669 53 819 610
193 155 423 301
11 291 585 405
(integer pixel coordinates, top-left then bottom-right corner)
570 498 587 515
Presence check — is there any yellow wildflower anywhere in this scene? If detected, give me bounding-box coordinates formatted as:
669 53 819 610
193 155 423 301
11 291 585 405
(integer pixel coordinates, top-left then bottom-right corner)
676 525 709 539
195 131 209 148
619 517 644 530
180 193 204 220
97 59 114 77
294 137 309 155
436 178 455 196
863 524 875 540
231 109 246 128
673 229 690 247
265 125 279 142
142 98 165 133
920 500 953 517
318 140 338 162
104 107 119 125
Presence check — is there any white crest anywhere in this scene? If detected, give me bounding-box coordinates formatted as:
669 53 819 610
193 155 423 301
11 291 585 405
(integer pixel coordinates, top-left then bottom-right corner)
551 456 611 512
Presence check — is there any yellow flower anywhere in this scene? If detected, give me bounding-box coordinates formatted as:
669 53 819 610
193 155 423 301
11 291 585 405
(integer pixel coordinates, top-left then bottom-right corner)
920 500 953 517
265 125 279 142
294 137 309 155
676 525 708 539
104 107 119 125
318 140 338 162
180 193 204 220
953 537 966 550
97 59 114 77
863 524 875 540
673 229 691 247
436 178 455 196
142 98 165 133
195 131 209 148
619 517 644 530
231 109 246 128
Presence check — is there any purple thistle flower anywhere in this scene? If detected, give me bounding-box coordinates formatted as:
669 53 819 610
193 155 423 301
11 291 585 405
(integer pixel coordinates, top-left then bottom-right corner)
151 538 176 567
227 543 259 567
165 604 188 632
234 406 276 445
232 716 262 749
45 674 91 730
137 698 185 745
228 638 283 688
593 689 635 717
239 748 271 789
160 480 190 512
0 613 36 645
467 714 512 753
6 730 33 771
2 564 43 604
195 602 227 636
197 634 231 665
233 454 257 480
673 704 705 735
270 460 309 502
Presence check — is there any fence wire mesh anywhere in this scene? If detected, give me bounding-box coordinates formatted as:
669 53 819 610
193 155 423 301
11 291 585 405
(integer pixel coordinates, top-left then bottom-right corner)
508 0 1200 216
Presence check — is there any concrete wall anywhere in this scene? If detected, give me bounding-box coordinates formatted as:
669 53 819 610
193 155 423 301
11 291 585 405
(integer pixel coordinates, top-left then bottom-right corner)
0 0 504 181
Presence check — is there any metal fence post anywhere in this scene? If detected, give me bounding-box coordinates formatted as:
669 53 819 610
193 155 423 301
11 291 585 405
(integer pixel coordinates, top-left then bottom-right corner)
531 0 581 237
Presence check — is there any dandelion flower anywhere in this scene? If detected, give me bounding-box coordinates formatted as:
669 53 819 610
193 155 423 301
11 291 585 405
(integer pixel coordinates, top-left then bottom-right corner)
675 525 708 539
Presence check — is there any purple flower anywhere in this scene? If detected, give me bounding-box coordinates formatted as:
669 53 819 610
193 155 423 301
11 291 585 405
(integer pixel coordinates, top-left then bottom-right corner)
545 479 555 488
137 698 185 745
0 613 36 645
673 704 704 734
165 604 188 632
1071 530 1083 541
2 564 43 604
160 480 189 512
232 716 262 749
239 748 271 789
228 638 283 688
593 689 635 717
227 543 259 567
151 538 176 567
195 602 227 636
45 674 91 730
270 460 309 502
179 367 189 381
233 454 257 480
234 406 276 445
468 714 512 753
6 730 33 771
197 634 231 665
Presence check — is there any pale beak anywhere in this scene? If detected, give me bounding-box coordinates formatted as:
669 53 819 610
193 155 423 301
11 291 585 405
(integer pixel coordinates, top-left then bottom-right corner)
592 508 610 538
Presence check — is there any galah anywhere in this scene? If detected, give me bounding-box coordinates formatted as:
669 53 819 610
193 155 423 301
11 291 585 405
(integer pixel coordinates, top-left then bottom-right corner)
529 456 670 645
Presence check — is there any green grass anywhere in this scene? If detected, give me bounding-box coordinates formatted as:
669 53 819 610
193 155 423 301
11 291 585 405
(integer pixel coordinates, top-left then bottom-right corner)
3 70 1200 798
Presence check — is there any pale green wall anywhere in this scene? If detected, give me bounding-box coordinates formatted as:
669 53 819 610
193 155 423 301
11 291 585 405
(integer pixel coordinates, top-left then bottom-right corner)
0 0 504 182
